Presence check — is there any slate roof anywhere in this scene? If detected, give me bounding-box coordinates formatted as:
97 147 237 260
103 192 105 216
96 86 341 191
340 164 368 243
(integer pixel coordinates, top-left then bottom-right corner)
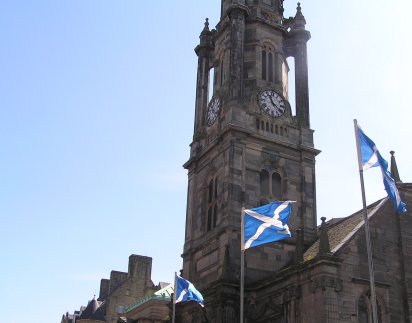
90 303 106 321
78 298 105 322
304 198 388 261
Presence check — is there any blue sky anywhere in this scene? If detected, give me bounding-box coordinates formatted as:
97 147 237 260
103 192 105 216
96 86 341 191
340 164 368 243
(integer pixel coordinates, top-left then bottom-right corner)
1 1 411 322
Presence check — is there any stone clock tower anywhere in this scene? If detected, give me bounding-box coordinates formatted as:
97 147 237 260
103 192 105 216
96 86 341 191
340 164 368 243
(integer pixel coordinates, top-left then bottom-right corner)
180 0 318 321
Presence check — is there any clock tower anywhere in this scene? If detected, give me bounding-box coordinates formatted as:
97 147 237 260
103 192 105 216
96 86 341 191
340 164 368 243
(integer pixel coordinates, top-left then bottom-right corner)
181 1 318 320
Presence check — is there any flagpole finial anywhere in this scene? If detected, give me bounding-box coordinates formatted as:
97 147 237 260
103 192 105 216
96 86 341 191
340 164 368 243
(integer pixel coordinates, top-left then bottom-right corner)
390 151 401 183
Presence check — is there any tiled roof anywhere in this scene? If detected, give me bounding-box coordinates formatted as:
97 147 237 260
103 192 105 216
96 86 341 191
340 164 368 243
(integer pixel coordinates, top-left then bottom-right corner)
304 198 388 261
90 303 106 321
78 298 104 321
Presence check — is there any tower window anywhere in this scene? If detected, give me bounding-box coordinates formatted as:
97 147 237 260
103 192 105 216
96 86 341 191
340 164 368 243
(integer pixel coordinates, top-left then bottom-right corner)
261 46 277 83
206 178 218 231
262 50 267 80
268 52 274 82
260 170 269 196
272 172 281 198
260 169 282 201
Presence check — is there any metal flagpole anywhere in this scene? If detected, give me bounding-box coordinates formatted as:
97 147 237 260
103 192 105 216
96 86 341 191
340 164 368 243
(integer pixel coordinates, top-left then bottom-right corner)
354 119 379 323
172 272 177 323
240 207 245 323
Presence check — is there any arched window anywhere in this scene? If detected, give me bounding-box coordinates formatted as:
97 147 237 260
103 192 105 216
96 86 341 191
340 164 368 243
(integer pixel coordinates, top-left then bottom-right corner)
268 52 274 82
358 296 369 323
262 50 267 80
261 45 277 83
272 172 281 198
206 178 218 232
357 294 383 323
260 169 282 202
260 170 269 196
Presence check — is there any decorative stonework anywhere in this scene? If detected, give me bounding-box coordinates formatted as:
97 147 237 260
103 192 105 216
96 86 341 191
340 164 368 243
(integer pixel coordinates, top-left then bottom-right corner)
309 276 343 293
261 10 281 24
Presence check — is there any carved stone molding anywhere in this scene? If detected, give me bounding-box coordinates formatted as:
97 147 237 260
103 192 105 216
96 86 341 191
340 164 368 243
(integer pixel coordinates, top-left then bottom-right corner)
309 276 343 293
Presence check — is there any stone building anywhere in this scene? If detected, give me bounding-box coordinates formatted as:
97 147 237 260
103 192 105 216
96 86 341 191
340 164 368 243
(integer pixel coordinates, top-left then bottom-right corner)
175 0 412 322
62 1 412 321
62 254 161 323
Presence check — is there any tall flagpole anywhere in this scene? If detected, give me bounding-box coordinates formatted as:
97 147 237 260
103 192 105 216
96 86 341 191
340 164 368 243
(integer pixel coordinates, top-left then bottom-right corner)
172 272 177 323
354 119 379 323
240 207 245 323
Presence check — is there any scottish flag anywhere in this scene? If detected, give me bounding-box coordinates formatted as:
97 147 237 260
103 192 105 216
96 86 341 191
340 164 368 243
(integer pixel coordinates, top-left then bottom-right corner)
175 275 204 307
243 201 294 250
356 123 407 213
357 125 388 171
381 167 407 213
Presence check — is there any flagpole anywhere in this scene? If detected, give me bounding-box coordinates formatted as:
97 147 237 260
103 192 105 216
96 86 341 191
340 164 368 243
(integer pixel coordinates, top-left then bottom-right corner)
354 119 379 323
240 207 245 323
172 272 177 323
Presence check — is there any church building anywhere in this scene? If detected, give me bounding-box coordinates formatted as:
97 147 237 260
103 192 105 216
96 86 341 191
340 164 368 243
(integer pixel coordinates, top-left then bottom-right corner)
176 0 412 322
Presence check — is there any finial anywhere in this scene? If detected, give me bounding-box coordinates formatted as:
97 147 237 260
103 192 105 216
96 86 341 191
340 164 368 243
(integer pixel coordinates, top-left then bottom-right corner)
200 17 211 37
198 17 212 49
390 151 401 182
318 217 331 255
202 18 210 32
291 2 306 30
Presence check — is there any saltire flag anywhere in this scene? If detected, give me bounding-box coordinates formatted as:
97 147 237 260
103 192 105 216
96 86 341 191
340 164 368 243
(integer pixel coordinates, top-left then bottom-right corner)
357 125 388 171
175 275 204 307
356 123 407 213
243 201 294 250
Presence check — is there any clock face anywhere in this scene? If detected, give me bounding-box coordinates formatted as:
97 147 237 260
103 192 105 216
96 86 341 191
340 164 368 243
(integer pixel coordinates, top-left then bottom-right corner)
206 96 221 126
258 90 286 117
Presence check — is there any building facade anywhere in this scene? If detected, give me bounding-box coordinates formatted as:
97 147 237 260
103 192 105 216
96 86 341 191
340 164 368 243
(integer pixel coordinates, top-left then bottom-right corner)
62 255 161 323
177 1 412 322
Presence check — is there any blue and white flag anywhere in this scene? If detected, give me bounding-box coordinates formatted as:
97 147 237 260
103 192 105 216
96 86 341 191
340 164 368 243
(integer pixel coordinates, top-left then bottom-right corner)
175 275 204 307
381 167 407 213
243 201 294 250
357 125 388 171
356 123 407 213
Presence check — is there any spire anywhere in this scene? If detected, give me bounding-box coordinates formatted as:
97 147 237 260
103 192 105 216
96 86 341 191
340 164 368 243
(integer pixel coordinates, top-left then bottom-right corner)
201 18 210 35
390 151 401 182
318 217 331 255
291 3 306 30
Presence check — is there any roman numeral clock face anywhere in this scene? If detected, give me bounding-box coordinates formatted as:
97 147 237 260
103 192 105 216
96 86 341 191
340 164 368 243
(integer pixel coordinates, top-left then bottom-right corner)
258 90 286 117
206 96 220 126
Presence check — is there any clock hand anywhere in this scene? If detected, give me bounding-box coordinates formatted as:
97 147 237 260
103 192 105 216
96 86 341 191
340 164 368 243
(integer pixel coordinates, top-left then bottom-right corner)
269 95 277 107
